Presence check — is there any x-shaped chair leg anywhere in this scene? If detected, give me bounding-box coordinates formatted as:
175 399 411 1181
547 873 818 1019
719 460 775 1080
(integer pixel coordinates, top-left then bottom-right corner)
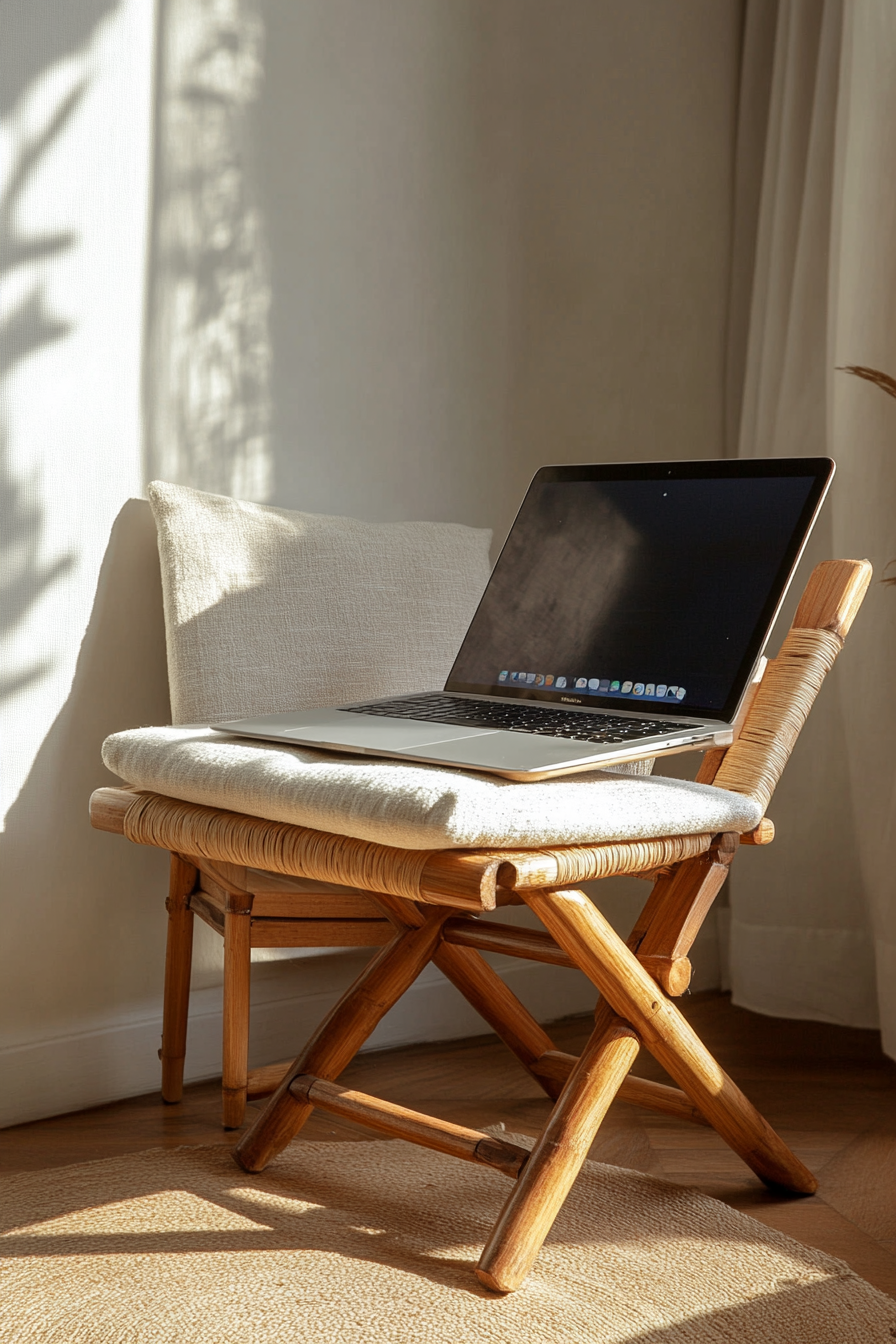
236 906 454 1171
472 887 817 1289
477 1004 639 1290
235 868 816 1293
525 886 816 1191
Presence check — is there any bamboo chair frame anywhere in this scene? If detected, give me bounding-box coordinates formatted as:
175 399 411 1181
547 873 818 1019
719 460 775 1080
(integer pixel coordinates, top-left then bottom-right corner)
90 558 871 1292
90 813 394 1130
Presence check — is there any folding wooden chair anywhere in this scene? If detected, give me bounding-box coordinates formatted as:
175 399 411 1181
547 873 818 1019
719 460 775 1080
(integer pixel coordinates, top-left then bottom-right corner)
90 559 870 1291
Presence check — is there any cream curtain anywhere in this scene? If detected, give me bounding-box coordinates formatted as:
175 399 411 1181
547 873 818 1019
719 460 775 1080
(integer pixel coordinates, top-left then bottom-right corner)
729 0 896 1056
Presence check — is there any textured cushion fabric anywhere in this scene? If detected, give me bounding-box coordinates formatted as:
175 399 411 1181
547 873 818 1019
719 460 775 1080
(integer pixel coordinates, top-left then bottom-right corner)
102 727 763 851
147 481 492 724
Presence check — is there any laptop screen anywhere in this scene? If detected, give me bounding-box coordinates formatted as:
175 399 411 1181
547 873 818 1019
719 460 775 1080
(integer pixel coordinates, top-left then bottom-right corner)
445 458 833 723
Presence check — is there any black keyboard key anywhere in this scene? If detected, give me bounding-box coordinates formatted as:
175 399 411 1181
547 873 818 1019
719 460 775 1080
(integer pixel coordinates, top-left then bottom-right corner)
345 695 678 746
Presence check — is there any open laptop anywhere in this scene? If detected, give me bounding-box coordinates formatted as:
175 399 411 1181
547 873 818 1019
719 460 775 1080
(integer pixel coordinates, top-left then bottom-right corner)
212 458 834 781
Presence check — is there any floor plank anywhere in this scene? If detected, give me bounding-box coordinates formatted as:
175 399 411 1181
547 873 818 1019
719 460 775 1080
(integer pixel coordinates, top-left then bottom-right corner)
813 1130 896 1241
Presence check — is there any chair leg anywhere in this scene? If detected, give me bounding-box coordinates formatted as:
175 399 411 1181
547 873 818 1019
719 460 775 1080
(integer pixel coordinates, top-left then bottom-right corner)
435 943 564 1099
222 907 252 1129
235 907 453 1172
525 887 818 1194
477 1012 640 1293
160 854 197 1103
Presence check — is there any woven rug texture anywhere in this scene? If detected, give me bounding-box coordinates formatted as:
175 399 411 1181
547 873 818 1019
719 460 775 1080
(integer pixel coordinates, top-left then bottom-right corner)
0 1136 893 1343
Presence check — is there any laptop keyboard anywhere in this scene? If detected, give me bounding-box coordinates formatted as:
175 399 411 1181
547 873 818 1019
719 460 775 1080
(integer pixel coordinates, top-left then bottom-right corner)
345 694 677 744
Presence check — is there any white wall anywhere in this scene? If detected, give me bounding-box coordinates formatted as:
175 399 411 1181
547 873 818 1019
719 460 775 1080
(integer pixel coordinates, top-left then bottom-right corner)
1 0 157 822
0 0 742 1126
0 0 170 1124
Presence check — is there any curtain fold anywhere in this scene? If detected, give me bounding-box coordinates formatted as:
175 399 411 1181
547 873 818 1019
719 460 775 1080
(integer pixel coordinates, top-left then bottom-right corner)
729 0 896 1056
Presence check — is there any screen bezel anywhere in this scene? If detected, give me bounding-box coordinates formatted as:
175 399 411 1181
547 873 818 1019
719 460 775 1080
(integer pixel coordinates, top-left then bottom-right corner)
444 457 835 723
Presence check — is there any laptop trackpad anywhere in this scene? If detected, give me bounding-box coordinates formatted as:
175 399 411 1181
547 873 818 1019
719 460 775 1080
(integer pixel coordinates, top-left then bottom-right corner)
278 711 496 752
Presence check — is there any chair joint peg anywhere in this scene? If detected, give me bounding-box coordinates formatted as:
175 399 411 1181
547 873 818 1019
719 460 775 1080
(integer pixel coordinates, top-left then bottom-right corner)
287 1073 318 1104
474 1135 530 1179
639 955 692 996
709 831 739 863
225 892 254 916
740 818 775 845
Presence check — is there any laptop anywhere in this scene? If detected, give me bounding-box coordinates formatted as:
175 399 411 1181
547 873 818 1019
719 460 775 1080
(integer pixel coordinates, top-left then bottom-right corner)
212 457 834 781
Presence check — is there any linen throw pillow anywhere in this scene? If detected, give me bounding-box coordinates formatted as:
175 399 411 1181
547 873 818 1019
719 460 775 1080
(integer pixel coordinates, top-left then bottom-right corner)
148 481 492 725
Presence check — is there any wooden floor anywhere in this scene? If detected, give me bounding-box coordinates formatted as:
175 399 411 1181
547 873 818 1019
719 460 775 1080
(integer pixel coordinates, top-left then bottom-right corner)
2 991 894 1298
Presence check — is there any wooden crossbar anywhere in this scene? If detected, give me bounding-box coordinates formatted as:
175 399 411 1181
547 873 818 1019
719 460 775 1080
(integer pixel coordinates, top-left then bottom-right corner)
441 915 695 996
442 917 575 967
289 1075 529 1178
247 1052 709 1126
529 1052 709 1126
188 884 389 947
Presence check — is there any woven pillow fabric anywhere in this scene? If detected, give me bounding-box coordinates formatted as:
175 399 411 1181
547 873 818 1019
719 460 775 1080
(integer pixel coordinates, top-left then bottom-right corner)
147 482 492 724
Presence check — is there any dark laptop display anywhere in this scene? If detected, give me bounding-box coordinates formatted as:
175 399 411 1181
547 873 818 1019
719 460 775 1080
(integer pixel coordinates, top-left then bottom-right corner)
446 460 829 723
214 457 834 781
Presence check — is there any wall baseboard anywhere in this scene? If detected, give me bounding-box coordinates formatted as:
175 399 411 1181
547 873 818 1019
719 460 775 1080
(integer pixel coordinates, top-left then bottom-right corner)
0 954 598 1130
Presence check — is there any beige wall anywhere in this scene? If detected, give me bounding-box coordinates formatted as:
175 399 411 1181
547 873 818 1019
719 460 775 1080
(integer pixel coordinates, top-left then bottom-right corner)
494 0 742 532
0 0 743 1124
251 0 742 542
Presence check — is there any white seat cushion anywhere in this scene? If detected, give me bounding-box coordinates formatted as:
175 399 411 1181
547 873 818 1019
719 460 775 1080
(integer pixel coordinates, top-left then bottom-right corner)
103 727 763 851
148 481 492 724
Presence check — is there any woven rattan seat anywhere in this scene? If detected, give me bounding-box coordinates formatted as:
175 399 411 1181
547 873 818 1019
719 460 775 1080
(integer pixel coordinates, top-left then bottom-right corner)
91 558 871 1292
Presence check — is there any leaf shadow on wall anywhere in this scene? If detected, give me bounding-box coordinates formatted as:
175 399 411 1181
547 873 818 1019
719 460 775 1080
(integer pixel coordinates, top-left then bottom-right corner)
0 74 87 706
143 0 272 502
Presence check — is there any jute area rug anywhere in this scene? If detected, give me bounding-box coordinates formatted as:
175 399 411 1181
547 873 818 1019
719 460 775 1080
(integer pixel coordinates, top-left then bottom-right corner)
1 1136 893 1344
